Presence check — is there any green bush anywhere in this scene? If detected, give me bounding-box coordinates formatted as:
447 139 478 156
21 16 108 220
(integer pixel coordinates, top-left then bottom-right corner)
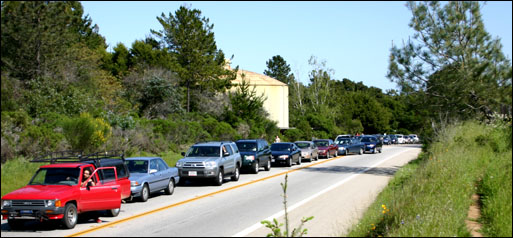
284 129 304 142
62 112 112 152
19 125 65 157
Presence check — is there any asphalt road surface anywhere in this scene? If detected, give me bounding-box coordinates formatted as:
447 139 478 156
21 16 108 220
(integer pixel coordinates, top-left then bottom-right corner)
1 144 421 237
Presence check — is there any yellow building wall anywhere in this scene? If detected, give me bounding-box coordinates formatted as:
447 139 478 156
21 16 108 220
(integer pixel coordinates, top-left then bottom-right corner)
230 84 289 129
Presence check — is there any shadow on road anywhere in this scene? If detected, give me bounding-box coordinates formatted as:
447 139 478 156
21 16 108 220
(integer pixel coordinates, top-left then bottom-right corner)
302 165 401 176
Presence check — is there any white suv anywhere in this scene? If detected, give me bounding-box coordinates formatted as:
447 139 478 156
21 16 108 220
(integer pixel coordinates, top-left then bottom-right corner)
409 134 419 143
396 134 405 144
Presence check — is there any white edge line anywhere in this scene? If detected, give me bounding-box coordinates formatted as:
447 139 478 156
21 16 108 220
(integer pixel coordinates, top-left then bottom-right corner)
232 148 416 237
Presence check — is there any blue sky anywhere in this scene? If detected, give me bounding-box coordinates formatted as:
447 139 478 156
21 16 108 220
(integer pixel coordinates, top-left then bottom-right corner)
81 1 512 91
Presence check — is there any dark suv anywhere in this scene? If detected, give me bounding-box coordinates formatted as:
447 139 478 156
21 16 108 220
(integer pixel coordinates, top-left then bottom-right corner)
235 139 272 174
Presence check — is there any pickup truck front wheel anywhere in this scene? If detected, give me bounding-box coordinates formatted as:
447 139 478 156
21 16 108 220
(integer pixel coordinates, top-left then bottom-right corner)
8 219 24 230
62 203 78 229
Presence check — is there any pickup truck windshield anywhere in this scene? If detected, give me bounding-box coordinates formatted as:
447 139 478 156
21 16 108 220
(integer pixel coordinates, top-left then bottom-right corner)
236 142 257 152
29 168 80 185
186 146 220 157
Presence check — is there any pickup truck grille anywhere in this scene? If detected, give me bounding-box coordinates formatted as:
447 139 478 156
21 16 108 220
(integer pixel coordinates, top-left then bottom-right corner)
12 200 45 207
183 162 205 168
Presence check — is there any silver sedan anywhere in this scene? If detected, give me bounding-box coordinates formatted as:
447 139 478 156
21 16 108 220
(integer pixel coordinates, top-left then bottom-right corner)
294 141 319 162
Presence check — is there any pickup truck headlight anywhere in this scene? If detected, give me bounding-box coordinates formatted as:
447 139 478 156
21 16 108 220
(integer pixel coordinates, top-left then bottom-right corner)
204 161 217 168
2 200 11 208
245 155 255 161
45 200 62 207
176 161 184 167
279 155 289 159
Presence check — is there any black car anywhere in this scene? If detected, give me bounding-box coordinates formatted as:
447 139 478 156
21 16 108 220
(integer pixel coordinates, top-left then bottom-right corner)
236 139 272 174
360 136 383 154
270 142 301 167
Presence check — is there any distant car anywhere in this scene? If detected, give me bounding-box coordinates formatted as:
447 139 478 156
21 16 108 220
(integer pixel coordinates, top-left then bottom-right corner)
409 134 419 143
336 138 364 155
360 135 383 154
396 134 405 144
270 142 301 167
125 157 180 202
236 139 272 174
294 141 319 162
389 134 398 144
313 139 338 158
403 135 410 144
383 135 391 145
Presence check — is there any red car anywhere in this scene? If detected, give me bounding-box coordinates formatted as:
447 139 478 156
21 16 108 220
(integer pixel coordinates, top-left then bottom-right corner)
1 151 131 229
313 139 338 158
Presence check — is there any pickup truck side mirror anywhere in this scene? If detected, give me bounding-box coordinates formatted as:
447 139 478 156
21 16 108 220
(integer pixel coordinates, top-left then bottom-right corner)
181 152 186 156
149 169 158 174
223 152 230 157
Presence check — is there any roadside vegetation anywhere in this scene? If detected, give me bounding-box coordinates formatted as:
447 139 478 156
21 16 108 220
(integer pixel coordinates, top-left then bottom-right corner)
1 2 429 196
1 1 511 234
346 121 512 237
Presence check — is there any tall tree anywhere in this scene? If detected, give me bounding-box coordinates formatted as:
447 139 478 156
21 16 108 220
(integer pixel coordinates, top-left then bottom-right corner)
387 1 512 121
151 5 236 112
1 1 106 81
263 55 293 84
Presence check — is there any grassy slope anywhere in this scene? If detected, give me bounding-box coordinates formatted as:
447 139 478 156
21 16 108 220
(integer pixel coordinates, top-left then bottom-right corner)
346 121 512 237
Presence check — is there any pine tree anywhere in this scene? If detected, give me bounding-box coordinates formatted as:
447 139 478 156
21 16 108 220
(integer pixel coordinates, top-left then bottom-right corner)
151 6 236 112
387 1 512 121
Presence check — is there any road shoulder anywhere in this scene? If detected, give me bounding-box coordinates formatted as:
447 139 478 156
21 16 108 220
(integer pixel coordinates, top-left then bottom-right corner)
246 147 421 237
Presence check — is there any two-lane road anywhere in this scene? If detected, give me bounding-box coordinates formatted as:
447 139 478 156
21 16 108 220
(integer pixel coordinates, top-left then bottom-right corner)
1 145 421 237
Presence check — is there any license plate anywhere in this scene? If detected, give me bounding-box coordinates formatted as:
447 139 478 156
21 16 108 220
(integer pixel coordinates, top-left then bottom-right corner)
20 210 33 215
188 171 197 176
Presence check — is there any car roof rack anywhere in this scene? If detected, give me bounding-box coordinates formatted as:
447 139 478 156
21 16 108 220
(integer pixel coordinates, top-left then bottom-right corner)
31 151 85 164
31 150 125 165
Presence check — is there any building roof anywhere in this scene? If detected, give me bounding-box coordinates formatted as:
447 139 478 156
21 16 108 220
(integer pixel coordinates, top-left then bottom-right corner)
233 69 287 87
225 60 287 87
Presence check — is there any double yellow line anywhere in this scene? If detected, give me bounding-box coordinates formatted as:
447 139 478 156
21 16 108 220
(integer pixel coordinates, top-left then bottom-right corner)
68 155 343 237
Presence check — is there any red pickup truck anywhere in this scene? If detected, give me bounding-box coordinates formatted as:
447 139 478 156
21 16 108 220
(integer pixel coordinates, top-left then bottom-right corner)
1 151 131 229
